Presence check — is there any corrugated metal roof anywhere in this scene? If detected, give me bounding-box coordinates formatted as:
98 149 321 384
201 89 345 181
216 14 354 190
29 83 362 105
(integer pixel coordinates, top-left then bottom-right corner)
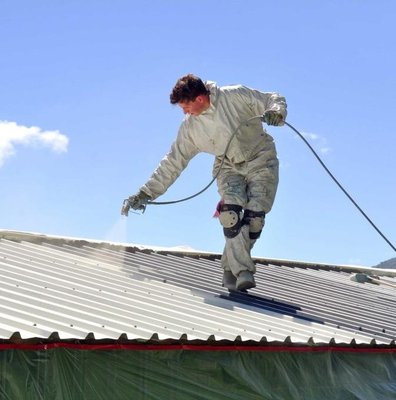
1 230 396 346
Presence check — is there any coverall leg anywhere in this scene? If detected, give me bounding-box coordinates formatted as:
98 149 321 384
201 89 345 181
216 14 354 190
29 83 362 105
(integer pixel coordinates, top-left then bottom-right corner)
217 149 279 278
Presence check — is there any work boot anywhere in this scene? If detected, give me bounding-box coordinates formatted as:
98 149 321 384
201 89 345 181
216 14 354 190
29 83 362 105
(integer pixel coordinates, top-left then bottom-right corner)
236 270 256 291
222 270 237 290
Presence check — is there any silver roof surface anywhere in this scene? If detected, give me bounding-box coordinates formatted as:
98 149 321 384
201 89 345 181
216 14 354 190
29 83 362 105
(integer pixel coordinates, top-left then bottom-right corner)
1 230 396 346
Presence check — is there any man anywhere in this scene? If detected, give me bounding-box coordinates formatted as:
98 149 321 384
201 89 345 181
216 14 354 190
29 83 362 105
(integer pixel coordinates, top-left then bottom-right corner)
124 74 287 291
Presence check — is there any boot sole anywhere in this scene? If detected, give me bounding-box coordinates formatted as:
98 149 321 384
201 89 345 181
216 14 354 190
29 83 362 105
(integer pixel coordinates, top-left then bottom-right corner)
236 281 256 291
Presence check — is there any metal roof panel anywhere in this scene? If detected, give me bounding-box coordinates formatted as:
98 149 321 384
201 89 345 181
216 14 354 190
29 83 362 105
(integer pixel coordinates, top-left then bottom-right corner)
1 231 395 346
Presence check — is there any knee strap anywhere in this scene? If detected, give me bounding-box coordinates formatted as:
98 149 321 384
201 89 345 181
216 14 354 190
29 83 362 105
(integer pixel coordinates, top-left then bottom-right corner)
219 204 243 238
243 210 265 239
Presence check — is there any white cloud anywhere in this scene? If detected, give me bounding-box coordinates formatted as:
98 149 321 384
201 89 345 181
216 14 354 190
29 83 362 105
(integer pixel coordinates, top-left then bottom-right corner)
301 131 331 155
0 120 69 166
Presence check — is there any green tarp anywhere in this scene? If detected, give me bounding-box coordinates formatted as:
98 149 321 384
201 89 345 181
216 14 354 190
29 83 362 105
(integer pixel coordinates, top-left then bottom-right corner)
1 347 396 400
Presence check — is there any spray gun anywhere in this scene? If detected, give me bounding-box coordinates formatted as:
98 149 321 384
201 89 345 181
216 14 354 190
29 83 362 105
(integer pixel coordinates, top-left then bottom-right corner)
120 196 147 216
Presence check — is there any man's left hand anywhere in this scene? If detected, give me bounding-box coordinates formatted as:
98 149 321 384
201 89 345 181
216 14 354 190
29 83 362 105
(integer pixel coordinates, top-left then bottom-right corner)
262 110 284 126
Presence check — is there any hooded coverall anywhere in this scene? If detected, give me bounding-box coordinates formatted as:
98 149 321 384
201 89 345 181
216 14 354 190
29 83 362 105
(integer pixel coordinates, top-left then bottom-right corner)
140 81 287 278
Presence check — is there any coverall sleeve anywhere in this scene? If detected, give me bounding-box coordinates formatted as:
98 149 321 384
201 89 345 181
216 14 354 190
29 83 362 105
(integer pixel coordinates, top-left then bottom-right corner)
140 124 200 200
234 85 287 121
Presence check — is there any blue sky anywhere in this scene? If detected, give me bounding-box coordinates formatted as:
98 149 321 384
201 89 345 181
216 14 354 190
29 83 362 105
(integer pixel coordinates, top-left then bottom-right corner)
1 1 395 267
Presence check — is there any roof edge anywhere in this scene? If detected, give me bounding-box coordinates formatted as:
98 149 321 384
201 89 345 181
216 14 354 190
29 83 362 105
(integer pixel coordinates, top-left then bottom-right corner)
0 229 222 258
1 229 395 277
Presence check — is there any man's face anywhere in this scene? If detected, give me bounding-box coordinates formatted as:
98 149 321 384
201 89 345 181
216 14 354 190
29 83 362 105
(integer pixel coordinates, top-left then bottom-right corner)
178 95 209 116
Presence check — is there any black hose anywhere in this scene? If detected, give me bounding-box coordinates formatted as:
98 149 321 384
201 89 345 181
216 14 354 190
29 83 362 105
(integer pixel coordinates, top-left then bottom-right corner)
144 119 396 252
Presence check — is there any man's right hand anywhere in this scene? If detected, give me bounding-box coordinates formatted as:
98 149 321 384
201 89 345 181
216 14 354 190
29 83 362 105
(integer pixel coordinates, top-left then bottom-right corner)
121 191 151 216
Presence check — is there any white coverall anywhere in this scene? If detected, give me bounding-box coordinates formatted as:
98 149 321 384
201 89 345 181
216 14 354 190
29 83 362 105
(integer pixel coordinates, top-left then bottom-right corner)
140 81 287 277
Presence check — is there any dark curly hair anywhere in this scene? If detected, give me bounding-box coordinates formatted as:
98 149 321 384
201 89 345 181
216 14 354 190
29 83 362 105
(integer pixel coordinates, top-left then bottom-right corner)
170 74 210 104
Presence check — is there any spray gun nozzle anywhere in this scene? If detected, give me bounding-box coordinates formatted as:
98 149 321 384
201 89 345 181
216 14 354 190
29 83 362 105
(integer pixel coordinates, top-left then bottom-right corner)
121 199 131 217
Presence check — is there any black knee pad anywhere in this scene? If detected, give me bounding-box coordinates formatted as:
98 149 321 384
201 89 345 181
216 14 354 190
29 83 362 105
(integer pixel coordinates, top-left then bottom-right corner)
243 210 265 239
219 204 243 238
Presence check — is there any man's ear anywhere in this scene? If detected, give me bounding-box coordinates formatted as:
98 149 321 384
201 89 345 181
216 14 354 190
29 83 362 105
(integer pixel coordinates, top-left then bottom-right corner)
198 95 210 104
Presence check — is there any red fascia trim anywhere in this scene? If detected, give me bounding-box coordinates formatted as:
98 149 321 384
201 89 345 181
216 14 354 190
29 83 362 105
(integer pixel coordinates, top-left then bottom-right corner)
1 343 396 353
